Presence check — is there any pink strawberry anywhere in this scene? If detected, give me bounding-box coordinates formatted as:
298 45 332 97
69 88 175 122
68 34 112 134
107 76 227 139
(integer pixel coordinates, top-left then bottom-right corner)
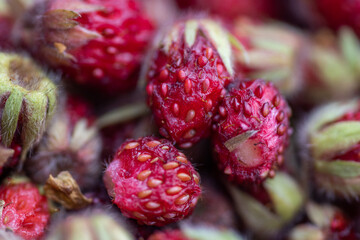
212 79 291 184
33 0 154 94
0 180 50 240
146 18 234 148
103 136 201 226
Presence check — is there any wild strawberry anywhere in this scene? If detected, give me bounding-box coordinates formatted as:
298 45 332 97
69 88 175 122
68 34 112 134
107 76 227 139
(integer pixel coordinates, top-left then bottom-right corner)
212 79 291 184
31 0 154 94
0 180 50 240
146 18 235 148
299 99 360 200
175 0 277 21
315 0 360 37
24 95 102 189
0 52 57 173
228 171 304 238
288 202 356 240
103 136 201 226
46 210 134 240
232 17 308 97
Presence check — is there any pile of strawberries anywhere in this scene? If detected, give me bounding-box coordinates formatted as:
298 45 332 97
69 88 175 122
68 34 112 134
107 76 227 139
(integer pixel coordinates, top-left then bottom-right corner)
1 0 360 239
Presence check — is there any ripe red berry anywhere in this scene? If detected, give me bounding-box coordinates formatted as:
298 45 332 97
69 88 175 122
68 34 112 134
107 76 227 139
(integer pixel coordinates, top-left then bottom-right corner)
212 79 291 184
0 181 50 240
36 0 154 94
103 136 201 226
147 18 234 148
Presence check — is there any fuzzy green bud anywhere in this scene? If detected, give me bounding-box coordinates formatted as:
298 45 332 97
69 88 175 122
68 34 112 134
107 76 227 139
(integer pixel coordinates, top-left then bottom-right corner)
302 99 360 199
0 52 57 161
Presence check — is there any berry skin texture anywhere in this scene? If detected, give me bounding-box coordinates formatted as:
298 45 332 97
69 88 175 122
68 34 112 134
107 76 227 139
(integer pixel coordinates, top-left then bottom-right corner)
212 79 291 184
147 18 234 148
38 0 154 94
0 182 50 240
103 137 201 226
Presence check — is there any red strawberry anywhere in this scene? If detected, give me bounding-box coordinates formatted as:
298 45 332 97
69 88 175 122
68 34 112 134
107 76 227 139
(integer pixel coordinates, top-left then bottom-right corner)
315 0 360 37
212 79 291 184
103 136 201 226
148 230 190 240
175 0 276 21
0 180 50 240
34 0 154 94
146 18 234 148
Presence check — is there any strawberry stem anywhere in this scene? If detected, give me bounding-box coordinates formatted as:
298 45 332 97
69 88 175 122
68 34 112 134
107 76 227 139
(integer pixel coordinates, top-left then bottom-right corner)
96 102 149 129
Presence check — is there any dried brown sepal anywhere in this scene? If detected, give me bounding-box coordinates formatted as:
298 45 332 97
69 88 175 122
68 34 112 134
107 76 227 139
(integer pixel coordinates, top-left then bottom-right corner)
44 171 92 210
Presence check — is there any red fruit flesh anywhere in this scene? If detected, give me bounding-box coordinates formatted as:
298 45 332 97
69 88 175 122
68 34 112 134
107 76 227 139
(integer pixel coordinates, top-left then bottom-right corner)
147 21 232 148
315 0 360 37
44 0 154 94
212 79 291 184
148 229 191 240
0 182 50 240
104 136 201 226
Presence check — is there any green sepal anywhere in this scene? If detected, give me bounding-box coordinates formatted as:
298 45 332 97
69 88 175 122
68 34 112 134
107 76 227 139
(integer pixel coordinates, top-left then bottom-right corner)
21 92 48 160
306 100 358 135
315 160 360 178
340 27 360 76
182 225 244 240
229 185 283 236
91 214 134 240
264 172 304 221
1 89 23 147
288 224 324 240
201 19 234 76
311 121 360 158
